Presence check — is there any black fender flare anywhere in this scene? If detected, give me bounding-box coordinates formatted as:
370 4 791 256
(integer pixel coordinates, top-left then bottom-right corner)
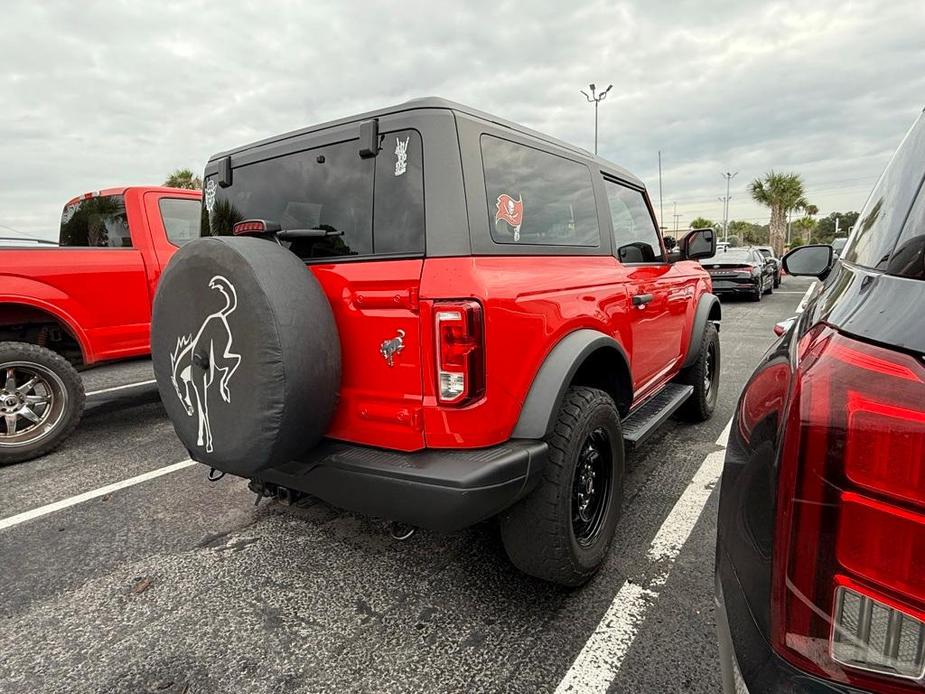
682 293 722 369
512 329 631 440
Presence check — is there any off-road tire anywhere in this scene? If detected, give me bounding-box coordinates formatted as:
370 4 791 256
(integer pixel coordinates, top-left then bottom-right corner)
500 387 624 587
676 322 720 422
0 341 84 465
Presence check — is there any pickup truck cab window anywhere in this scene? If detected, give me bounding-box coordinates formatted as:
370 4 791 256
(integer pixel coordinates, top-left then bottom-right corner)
604 180 663 263
59 194 132 248
480 135 600 247
158 197 201 247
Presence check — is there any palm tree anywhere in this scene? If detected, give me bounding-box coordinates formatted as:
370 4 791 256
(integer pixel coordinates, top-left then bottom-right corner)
804 204 819 243
748 171 807 256
163 168 202 190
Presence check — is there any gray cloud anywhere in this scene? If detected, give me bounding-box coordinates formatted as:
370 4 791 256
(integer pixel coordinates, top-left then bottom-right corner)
1 0 923 239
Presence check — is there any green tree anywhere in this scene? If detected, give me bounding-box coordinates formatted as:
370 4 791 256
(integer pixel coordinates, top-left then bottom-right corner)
728 219 766 245
164 168 203 190
793 216 816 245
814 211 859 244
748 171 807 256
690 216 715 230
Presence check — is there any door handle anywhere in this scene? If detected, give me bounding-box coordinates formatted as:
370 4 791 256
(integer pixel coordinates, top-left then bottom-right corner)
632 293 654 307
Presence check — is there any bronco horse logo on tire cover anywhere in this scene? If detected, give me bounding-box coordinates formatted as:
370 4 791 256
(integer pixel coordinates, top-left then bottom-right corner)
169 276 242 453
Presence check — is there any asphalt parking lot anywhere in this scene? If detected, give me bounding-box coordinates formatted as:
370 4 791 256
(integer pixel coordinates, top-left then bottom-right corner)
0 277 813 694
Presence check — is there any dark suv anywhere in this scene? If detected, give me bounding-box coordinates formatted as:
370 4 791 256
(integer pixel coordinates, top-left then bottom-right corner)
151 98 720 586
716 109 925 691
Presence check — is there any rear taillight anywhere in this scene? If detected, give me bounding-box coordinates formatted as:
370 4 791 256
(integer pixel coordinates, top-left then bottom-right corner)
773 327 925 689
434 300 484 406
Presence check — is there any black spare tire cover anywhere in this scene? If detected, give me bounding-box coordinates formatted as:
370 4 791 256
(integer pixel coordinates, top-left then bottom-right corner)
151 236 340 476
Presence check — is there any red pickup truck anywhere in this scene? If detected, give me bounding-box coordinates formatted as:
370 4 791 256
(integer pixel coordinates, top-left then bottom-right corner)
0 186 201 463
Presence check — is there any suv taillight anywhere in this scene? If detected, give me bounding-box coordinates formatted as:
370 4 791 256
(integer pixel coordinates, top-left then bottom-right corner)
434 300 484 405
773 327 925 689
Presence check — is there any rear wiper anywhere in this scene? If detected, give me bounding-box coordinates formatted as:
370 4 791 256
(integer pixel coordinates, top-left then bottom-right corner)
277 228 343 240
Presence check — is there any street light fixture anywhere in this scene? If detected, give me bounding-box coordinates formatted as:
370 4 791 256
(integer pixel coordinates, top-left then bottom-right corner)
580 83 613 155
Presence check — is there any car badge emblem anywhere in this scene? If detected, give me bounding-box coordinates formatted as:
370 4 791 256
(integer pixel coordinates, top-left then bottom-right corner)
380 330 406 367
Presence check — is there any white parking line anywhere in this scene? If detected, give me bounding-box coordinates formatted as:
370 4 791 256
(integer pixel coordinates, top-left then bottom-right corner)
555 419 731 694
0 458 194 532
86 379 157 397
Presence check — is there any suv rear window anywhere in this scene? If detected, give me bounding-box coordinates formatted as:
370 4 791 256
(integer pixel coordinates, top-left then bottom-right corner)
203 130 424 259
481 136 599 247
59 194 131 247
888 183 925 280
159 198 201 246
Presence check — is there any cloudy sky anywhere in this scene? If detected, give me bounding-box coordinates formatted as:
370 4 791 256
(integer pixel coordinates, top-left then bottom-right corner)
2 0 924 240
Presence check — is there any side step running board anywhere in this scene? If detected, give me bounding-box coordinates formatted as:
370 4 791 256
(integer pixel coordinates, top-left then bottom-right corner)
622 383 694 449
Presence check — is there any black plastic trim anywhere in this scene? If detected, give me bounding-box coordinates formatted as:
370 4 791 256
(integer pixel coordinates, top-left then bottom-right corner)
682 293 722 368
253 438 547 533
512 329 631 439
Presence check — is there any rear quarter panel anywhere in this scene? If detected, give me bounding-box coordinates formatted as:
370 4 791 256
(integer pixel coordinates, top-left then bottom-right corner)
419 256 633 448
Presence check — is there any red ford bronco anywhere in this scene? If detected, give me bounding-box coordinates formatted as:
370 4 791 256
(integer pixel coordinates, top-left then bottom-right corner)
0 187 201 463
151 98 720 585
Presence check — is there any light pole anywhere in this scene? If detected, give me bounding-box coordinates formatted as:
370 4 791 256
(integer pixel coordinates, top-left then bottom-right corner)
580 83 612 155
720 171 738 243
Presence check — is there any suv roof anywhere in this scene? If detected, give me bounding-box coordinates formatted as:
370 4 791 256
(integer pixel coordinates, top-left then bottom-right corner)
208 96 643 188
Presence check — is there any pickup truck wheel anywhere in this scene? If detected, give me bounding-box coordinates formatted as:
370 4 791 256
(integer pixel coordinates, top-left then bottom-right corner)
676 322 720 422
0 342 84 464
500 387 624 587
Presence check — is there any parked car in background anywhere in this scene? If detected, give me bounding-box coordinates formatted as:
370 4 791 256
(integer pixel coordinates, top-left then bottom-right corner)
755 245 782 287
149 97 721 586
703 246 776 300
831 236 848 256
716 109 925 692
0 186 201 463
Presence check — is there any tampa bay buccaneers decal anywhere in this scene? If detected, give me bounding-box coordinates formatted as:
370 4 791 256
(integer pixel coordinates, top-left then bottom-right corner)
495 193 524 241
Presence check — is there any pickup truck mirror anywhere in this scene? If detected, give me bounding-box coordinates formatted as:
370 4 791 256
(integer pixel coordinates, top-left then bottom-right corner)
783 244 834 279
680 228 716 260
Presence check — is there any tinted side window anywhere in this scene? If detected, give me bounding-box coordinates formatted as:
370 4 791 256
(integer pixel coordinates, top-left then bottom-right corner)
604 181 663 263
843 114 925 270
159 198 201 247
205 139 374 258
374 129 425 255
481 136 600 247
887 182 925 280
59 194 131 247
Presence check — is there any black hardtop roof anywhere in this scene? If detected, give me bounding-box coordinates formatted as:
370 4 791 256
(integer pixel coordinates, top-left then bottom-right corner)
208 97 643 187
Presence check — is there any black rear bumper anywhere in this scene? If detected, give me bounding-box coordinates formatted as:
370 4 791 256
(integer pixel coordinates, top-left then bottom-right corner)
253 439 548 533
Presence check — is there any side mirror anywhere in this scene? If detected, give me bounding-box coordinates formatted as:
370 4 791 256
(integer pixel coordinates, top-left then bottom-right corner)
782 244 834 279
680 228 716 260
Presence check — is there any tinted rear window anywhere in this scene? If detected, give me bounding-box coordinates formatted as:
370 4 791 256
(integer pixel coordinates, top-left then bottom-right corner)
713 249 754 263
843 114 925 270
203 130 424 260
59 194 131 247
481 135 600 247
159 198 201 246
